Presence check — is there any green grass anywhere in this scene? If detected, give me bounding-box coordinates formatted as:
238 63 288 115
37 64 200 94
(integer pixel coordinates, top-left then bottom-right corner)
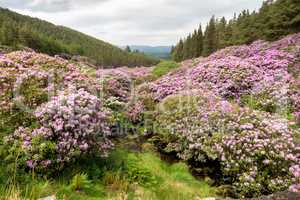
0 147 216 200
131 151 216 200
152 61 179 78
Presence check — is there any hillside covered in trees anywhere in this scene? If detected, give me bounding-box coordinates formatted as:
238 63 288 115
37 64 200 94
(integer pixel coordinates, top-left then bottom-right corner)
0 8 158 67
172 0 300 61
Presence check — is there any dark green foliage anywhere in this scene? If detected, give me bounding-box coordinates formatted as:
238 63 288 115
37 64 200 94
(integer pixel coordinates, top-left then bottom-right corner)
172 25 204 62
203 16 217 56
216 17 227 49
125 46 131 53
172 39 184 62
0 8 158 67
172 0 300 61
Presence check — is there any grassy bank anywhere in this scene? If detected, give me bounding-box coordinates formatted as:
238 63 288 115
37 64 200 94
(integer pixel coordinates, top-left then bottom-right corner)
0 147 216 200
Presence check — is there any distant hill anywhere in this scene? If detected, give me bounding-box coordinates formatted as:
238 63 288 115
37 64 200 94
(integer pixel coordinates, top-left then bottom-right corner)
122 45 172 60
0 7 158 67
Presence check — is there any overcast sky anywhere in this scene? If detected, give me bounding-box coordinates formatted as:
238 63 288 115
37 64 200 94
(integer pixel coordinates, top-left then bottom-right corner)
0 0 264 46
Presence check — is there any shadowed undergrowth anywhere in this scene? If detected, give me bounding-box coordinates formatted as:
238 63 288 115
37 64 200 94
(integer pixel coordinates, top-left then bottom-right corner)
0 148 216 200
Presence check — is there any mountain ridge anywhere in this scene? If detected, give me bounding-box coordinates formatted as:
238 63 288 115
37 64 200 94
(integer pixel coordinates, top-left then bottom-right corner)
121 45 172 59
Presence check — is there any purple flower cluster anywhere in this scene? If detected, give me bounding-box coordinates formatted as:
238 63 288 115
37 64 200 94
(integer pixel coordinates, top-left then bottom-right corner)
289 165 300 192
97 66 153 80
148 34 300 120
1 32 300 197
1 50 159 173
5 89 113 171
126 100 145 122
4 126 54 169
0 51 105 120
96 68 133 102
35 89 113 159
156 92 300 196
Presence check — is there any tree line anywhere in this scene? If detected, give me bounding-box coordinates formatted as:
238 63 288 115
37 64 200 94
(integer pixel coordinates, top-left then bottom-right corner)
0 8 158 67
172 0 300 62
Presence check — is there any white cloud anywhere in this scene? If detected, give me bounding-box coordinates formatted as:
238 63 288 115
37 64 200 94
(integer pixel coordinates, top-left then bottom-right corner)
1 0 264 45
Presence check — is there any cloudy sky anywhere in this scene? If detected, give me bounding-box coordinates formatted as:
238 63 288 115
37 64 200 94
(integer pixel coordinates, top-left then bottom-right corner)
0 0 264 46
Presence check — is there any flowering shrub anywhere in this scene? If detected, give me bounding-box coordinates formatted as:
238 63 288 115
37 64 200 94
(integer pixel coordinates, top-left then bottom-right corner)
122 82 158 125
125 100 145 123
97 67 153 80
146 34 299 114
4 127 56 171
6 51 69 71
149 51 295 102
1 33 300 198
4 89 113 172
155 93 300 197
0 55 51 131
96 69 133 102
141 34 300 197
0 51 105 133
241 79 290 114
64 64 102 94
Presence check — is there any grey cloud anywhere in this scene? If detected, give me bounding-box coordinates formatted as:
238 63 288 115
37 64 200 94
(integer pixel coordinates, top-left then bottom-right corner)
0 0 264 45
1 0 67 12
0 0 109 12
66 0 263 31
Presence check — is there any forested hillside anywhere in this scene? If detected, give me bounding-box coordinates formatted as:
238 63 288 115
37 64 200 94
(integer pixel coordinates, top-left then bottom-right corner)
172 0 300 61
0 8 158 67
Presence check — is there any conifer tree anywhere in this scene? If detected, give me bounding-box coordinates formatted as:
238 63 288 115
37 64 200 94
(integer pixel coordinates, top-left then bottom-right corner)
183 34 192 59
125 46 131 53
203 16 217 56
172 0 300 62
172 39 184 62
196 25 203 57
216 17 227 49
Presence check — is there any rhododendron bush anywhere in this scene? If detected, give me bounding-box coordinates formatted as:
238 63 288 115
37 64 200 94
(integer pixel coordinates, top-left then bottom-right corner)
1 33 300 198
0 50 154 172
96 67 153 102
0 51 144 132
146 34 300 119
155 93 300 197
136 33 300 197
0 51 102 131
96 69 132 102
4 89 113 172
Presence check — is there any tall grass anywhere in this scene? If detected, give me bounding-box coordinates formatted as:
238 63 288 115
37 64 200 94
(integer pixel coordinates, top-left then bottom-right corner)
103 149 216 200
0 147 216 200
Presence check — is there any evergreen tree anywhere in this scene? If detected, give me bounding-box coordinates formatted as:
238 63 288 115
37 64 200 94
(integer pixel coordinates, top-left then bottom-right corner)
172 39 184 62
196 25 203 57
125 46 131 53
216 17 227 49
263 0 300 40
172 0 300 62
190 30 198 58
183 34 192 59
203 16 217 56
224 19 234 46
